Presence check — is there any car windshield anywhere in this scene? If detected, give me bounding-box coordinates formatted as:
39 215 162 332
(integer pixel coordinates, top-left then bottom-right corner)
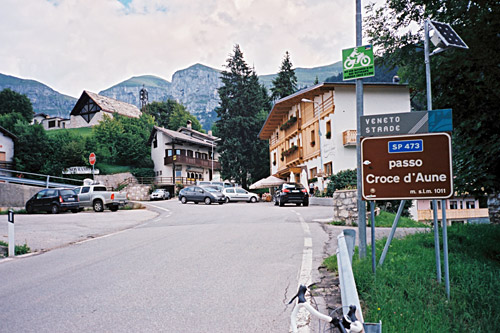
60 189 75 196
203 187 218 193
94 186 107 192
153 190 162 193
283 183 304 189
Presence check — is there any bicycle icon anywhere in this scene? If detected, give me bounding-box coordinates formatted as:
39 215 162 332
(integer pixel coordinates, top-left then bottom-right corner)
343 48 372 70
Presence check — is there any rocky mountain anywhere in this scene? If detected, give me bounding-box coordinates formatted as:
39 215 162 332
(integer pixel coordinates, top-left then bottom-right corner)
0 60 348 131
0 73 76 118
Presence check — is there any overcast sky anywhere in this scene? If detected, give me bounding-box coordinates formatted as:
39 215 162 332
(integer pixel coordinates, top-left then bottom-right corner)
0 0 377 97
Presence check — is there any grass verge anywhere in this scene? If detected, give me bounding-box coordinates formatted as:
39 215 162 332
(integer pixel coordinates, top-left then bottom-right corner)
329 211 428 228
0 240 31 255
336 224 500 331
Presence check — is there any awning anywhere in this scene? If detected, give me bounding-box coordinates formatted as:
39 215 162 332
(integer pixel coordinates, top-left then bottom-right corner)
249 175 286 189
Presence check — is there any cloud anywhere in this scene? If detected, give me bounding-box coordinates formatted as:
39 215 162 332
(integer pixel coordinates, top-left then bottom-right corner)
0 0 372 97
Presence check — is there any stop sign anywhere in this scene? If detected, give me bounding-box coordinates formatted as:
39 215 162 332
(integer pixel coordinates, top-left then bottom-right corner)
89 153 96 166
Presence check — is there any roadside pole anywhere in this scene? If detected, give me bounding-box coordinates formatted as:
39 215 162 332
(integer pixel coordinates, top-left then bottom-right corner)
355 0 367 259
8 209 14 257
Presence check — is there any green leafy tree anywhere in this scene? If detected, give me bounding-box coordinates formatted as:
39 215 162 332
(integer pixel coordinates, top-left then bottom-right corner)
92 113 155 168
0 112 27 133
12 122 49 173
270 51 298 101
364 0 500 222
0 88 33 123
142 100 203 132
215 44 271 188
326 169 357 196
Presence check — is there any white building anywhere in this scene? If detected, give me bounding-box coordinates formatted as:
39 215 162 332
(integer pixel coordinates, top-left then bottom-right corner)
0 125 17 175
148 122 221 193
69 90 141 128
259 82 411 189
32 113 70 130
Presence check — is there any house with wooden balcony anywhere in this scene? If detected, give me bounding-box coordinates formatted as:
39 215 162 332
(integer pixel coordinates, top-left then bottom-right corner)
259 82 411 190
148 121 221 192
416 197 490 225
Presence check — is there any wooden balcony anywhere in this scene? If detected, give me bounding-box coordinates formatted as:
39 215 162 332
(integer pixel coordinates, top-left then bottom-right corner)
342 130 357 146
285 147 302 165
165 155 220 169
284 118 300 138
417 208 489 222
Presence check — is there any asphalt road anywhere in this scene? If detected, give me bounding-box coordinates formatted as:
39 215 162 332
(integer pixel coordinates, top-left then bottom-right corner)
0 200 334 332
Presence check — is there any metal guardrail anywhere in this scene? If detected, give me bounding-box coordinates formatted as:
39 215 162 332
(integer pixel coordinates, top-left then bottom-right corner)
337 229 382 332
0 168 83 188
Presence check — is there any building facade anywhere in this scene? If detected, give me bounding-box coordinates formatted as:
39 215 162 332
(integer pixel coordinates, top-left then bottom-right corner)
0 125 17 175
32 113 70 130
259 82 411 189
149 122 221 192
416 197 490 225
69 90 141 128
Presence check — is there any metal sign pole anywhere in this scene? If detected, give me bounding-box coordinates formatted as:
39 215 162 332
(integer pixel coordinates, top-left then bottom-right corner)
433 199 442 282
379 199 406 266
441 200 450 299
370 201 376 273
355 0 367 259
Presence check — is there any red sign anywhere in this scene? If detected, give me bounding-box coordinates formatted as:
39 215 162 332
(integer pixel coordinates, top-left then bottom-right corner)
361 133 453 200
89 153 96 166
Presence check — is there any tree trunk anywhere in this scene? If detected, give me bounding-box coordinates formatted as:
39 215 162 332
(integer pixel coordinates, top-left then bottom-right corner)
487 191 500 224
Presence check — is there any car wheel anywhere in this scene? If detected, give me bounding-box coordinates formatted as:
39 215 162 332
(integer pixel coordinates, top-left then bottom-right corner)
250 197 257 203
110 205 119 212
204 197 212 205
93 199 104 212
303 200 309 207
51 204 60 214
296 203 301 206
279 198 284 207
181 196 187 204
71 209 78 213
274 198 278 206
225 197 230 203
219 202 224 205
26 203 34 214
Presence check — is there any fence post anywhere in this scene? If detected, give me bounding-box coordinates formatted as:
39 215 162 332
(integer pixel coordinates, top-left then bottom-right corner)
8 209 15 257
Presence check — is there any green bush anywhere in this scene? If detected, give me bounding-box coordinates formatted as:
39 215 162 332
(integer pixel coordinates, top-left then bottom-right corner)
0 241 31 255
131 167 155 178
326 168 357 196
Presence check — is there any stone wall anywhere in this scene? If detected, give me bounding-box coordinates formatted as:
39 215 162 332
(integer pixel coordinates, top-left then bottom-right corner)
94 172 134 190
0 182 41 209
126 184 152 201
331 189 377 225
487 192 500 224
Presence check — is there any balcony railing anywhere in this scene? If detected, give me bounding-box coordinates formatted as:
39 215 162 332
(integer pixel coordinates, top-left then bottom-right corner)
418 208 489 222
284 118 300 138
164 155 221 169
342 130 357 146
285 147 302 165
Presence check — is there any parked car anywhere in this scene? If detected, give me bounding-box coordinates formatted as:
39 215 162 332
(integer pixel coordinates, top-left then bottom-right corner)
274 182 309 207
178 185 225 205
25 188 80 214
73 185 128 212
196 180 234 188
150 189 170 201
222 188 259 203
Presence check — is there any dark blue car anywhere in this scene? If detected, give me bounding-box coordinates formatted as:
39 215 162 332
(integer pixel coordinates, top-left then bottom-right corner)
25 188 80 214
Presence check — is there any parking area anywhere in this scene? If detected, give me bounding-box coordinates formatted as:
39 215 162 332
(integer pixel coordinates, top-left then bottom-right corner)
1 208 158 254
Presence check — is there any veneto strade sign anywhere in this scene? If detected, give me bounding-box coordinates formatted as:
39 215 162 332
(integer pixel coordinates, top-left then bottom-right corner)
361 133 453 200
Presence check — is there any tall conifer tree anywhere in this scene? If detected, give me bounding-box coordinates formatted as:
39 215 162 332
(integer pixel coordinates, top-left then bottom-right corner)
270 51 298 101
215 45 270 188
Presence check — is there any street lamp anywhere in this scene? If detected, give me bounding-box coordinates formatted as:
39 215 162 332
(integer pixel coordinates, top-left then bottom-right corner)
211 137 221 181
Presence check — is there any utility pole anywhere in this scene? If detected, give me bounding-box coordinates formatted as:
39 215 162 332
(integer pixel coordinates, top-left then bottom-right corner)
356 0 367 258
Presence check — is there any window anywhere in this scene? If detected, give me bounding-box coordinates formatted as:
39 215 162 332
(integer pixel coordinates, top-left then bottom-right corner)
153 133 158 148
48 120 56 128
430 201 442 210
166 149 173 157
236 188 246 194
187 150 193 157
311 130 316 146
81 187 90 194
466 201 475 209
326 121 332 139
273 152 277 165
310 167 317 178
226 189 235 193
324 162 333 176
450 201 458 209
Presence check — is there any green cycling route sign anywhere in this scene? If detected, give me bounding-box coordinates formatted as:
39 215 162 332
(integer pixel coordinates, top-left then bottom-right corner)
342 45 375 80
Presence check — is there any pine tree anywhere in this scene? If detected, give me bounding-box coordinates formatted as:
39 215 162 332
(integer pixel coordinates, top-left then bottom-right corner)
270 51 298 101
215 45 270 188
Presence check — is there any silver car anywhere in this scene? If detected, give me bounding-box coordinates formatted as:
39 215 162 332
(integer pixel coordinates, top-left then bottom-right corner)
150 189 170 200
222 188 259 203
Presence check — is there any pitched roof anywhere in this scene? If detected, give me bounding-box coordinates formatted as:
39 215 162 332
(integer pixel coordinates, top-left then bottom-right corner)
148 126 218 148
70 91 141 118
0 125 17 140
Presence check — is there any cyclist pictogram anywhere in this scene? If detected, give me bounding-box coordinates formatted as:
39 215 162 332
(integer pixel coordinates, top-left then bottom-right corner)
342 45 375 80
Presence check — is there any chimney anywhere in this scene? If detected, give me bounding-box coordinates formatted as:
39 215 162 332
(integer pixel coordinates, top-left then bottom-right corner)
186 120 192 129
208 130 213 136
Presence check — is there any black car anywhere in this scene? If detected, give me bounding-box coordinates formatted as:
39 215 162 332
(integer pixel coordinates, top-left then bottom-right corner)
178 185 225 205
25 188 80 214
274 182 309 207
